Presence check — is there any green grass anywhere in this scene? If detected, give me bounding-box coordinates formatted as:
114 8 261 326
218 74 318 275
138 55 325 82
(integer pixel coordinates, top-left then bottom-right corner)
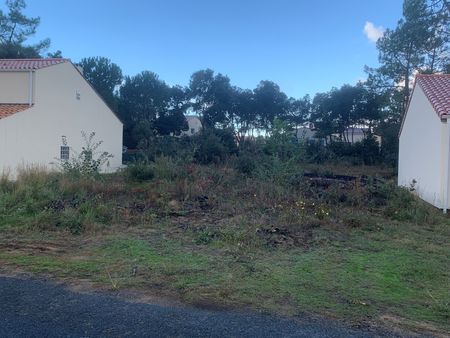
0 164 449 334
2 226 447 331
0 253 102 277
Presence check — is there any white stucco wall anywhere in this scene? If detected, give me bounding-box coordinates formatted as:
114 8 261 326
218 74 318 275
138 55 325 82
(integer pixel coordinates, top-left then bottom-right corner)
0 71 30 103
0 62 123 178
181 116 202 136
398 85 445 208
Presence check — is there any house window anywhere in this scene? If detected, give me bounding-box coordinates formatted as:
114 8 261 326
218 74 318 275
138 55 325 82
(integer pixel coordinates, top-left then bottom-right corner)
60 146 70 160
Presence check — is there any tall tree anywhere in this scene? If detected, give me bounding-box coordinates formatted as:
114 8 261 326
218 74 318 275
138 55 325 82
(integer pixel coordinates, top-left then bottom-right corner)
0 0 50 58
78 57 123 111
119 71 188 147
285 95 311 131
311 84 381 143
253 80 288 132
120 71 170 124
231 88 256 140
311 91 335 144
189 69 234 129
364 0 450 164
424 0 450 72
372 0 449 118
153 85 189 136
376 0 432 113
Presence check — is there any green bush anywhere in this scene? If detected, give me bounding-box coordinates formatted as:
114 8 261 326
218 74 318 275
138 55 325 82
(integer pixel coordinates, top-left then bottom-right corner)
193 128 237 164
305 142 335 163
137 135 195 163
264 118 298 161
0 173 14 193
235 154 257 175
153 156 183 180
125 162 155 181
56 131 113 178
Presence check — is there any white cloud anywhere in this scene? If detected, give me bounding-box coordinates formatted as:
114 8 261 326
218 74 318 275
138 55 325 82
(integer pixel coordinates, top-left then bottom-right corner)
363 21 385 43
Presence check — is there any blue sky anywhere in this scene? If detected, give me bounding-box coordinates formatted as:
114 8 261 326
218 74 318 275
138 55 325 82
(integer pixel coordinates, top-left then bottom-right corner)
18 0 403 98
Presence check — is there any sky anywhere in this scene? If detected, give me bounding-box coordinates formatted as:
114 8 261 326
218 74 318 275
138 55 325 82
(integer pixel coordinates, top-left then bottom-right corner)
16 0 404 98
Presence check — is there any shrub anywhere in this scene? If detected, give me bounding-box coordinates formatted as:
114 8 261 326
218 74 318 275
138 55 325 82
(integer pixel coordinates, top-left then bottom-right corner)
137 135 195 163
213 128 239 155
235 154 257 175
0 172 14 193
125 162 155 182
193 128 237 164
287 171 306 190
56 131 113 178
304 142 335 163
359 136 382 165
264 118 298 161
153 156 183 180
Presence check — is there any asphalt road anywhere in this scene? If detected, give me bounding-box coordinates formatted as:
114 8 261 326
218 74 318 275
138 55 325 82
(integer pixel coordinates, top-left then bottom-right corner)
0 276 408 338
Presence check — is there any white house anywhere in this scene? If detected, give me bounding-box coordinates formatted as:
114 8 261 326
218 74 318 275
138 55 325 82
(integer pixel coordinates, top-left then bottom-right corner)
0 58 123 178
335 127 382 145
398 74 450 211
295 123 380 145
181 115 202 136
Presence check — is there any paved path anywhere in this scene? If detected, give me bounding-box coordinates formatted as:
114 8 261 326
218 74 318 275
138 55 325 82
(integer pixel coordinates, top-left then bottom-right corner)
0 276 407 337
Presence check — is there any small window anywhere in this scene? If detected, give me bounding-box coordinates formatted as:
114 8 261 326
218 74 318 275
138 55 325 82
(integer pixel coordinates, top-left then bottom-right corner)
60 146 70 160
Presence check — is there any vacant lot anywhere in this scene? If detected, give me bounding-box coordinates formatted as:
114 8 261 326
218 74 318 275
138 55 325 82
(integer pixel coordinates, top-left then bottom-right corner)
0 159 449 335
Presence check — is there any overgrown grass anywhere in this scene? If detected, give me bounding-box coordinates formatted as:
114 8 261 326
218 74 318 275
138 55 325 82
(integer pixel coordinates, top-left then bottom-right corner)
0 162 449 334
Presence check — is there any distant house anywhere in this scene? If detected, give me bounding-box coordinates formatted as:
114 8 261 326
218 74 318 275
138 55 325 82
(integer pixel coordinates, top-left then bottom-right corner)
332 127 381 145
0 58 123 178
295 123 322 144
295 123 379 145
181 115 202 136
398 74 450 211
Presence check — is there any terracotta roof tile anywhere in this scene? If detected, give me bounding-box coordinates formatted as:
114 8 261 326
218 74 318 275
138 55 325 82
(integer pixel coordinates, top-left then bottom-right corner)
417 74 450 118
0 104 31 119
0 58 69 71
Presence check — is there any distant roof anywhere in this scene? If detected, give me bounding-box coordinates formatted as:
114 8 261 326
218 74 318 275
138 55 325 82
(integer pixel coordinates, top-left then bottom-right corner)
416 74 450 118
0 58 69 71
0 104 31 119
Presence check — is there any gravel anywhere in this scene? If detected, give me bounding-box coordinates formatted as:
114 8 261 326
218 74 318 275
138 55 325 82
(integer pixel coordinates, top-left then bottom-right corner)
0 276 409 337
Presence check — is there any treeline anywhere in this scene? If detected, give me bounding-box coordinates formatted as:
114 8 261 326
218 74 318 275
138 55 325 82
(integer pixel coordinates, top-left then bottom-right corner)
1 0 449 166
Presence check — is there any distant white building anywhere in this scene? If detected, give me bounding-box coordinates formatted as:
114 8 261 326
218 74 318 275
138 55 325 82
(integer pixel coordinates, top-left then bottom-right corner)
181 115 202 136
398 74 450 211
296 123 320 142
333 127 381 145
295 123 380 145
0 58 123 178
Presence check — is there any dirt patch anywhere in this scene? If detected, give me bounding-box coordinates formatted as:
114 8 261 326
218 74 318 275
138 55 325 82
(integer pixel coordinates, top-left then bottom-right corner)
256 225 318 248
0 242 66 254
380 314 449 338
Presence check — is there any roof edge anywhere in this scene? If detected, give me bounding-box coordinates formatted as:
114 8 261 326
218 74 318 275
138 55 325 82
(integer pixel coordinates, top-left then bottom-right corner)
0 58 70 71
0 103 34 120
69 61 123 126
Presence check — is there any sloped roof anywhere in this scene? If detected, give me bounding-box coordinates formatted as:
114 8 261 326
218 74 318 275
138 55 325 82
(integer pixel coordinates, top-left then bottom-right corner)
0 58 123 124
416 74 450 118
0 104 31 119
0 58 69 71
